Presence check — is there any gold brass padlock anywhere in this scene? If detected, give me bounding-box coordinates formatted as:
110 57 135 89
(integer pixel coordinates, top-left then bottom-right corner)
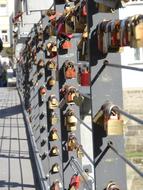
46 60 57 70
76 145 84 159
48 95 59 110
51 163 60 173
107 118 124 136
49 128 59 141
107 113 124 136
65 109 77 132
46 42 57 57
66 123 76 132
48 76 56 87
106 181 120 190
50 146 59 156
132 15 143 48
50 112 59 126
66 109 77 124
67 135 77 151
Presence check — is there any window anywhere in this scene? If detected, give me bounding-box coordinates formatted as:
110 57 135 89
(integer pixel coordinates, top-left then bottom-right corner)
1 30 8 43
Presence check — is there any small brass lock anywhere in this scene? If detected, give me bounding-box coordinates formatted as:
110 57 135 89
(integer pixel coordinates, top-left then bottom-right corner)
51 163 60 173
67 135 77 151
46 42 57 57
76 145 84 159
48 95 59 110
50 112 59 126
107 117 124 136
106 181 120 190
49 128 59 141
66 109 77 124
47 60 57 70
48 77 56 87
50 146 59 156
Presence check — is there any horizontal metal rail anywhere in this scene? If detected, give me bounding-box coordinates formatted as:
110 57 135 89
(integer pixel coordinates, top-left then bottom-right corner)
114 107 143 125
104 61 143 72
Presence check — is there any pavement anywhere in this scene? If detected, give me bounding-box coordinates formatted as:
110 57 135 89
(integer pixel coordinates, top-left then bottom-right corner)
0 87 36 190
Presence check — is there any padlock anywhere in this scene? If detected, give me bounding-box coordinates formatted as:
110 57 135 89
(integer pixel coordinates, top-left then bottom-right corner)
50 111 59 126
49 128 59 141
77 27 88 61
38 59 44 67
73 1 87 33
106 181 120 190
48 95 59 110
46 42 57 58
69 174 80 189
109 20 120 52
76 145 84 159
131 15 143 48
51 163 60 173
67 135 77 151
81 0 87 16
73 93 84 106
102 104 124 136
80 65 90 86
65 86 77 104
97 20 110 55
64 60 76 79
46 60 57 70
40 86 46 96
50 146 59 156
66 123 77 132
107 116 124 136
61 40 72 49
48 76 56 87
50 181 60 190
66 109 77 124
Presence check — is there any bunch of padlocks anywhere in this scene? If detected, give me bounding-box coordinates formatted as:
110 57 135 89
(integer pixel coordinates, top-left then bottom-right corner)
16 0 143 189
96 15 143 55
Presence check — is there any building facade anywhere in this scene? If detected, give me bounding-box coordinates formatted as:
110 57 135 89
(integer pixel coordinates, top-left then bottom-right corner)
0 0 14 48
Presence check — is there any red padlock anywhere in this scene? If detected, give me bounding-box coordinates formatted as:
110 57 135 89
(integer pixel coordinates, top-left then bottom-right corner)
62 40 72 49
69 175 80 190
80 66 90 86
40 86 46 96
81 0 87 16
